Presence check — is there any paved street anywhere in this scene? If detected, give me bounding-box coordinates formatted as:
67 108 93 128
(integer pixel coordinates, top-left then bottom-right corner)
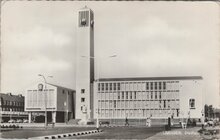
148 126 220 140
65 126 164 139
0 125 96 139
147 127 202 140
1 123 220 139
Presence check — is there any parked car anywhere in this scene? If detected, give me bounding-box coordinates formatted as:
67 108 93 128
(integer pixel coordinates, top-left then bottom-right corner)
23 119 28 123
16 119 23 123
8 119 16 123
207 120 215 126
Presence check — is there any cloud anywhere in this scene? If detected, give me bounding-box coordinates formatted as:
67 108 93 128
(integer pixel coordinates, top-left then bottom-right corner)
1 1 219 107
4 26 71 50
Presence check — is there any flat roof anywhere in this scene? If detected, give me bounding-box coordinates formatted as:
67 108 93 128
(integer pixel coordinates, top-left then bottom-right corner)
98 76 203 82
47 83 75 91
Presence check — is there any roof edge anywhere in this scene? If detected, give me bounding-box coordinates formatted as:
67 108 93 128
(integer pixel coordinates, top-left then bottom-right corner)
97 76 203 82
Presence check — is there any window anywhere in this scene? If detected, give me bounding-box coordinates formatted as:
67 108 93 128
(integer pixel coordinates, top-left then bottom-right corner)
159 92 161 99
189 99 195 109
81 98 85 102
105 83 108 90
134 92 137 99
151 92 153 99
130 92 132 99
122 92 124 99
62 90 65 94
159 82 162 90
168 100 170 108
163 82 166 90
164 100 166 108
126 92 128 99
159 100 162 109
98 83 100 91
114 83 117 90
114 101 116 108
101 83 104 91
150 82 153 90
118 92 120 99
177 109 179 117
117 83 120 90
154 82 157 90
110 83 112 91
146 82 149 90
155 91 157 99
81 89 85 94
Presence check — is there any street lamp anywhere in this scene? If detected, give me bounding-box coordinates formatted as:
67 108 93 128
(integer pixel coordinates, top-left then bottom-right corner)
81 54 117 130
38 74 53 129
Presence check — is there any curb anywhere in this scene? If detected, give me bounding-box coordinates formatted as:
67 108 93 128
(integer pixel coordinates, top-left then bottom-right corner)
102 125 133 128
0 128 22 132
29 129 103 139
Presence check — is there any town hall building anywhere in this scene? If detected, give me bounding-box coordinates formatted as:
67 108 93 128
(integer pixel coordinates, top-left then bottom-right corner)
74 6 204 124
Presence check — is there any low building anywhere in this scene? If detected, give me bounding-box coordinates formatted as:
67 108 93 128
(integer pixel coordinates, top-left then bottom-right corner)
0 93 28 122
93 76 203 124
213 108 220 120
25 83 75 123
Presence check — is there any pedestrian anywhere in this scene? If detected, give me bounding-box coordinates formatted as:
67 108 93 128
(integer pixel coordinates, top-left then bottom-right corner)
148 117 151 127
125 117 129 126
146 118 148 126
146 116 151 127
201 115 205 129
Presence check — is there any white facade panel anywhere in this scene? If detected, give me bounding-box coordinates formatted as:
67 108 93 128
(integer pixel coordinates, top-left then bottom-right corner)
93 77 203 120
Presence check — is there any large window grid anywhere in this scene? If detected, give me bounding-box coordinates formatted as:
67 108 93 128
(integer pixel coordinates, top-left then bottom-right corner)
97 81 180 119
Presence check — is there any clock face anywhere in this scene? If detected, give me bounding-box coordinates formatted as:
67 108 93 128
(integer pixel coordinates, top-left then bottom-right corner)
38 84 43 91
81 18 87 26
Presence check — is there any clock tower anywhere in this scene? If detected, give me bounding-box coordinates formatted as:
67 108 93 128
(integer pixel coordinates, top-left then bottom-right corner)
75 6 94 121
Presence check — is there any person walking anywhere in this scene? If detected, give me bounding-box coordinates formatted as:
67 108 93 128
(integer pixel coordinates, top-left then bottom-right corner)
125 117 129 126
146 115 152 127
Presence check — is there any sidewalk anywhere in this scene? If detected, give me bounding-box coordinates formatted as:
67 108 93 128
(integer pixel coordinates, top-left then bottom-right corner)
16 123 96 128
147 127 203 140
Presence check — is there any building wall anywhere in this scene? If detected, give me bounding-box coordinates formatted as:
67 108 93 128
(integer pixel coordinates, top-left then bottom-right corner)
25 83 75 123
56 87 73 112
25 84 57 112
0 93 27 122
25 84 75 113
75 7 94 119
0 94 25 112
179 80 203 118
93 78 203 120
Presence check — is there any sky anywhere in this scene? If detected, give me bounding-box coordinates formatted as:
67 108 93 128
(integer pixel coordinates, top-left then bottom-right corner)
1 1 220 107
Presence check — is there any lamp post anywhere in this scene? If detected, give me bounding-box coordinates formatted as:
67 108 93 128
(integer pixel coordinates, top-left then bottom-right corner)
81 54 117 130
38 74 53 129
64 90 69 124
96 108 99 130
64 101 68 124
